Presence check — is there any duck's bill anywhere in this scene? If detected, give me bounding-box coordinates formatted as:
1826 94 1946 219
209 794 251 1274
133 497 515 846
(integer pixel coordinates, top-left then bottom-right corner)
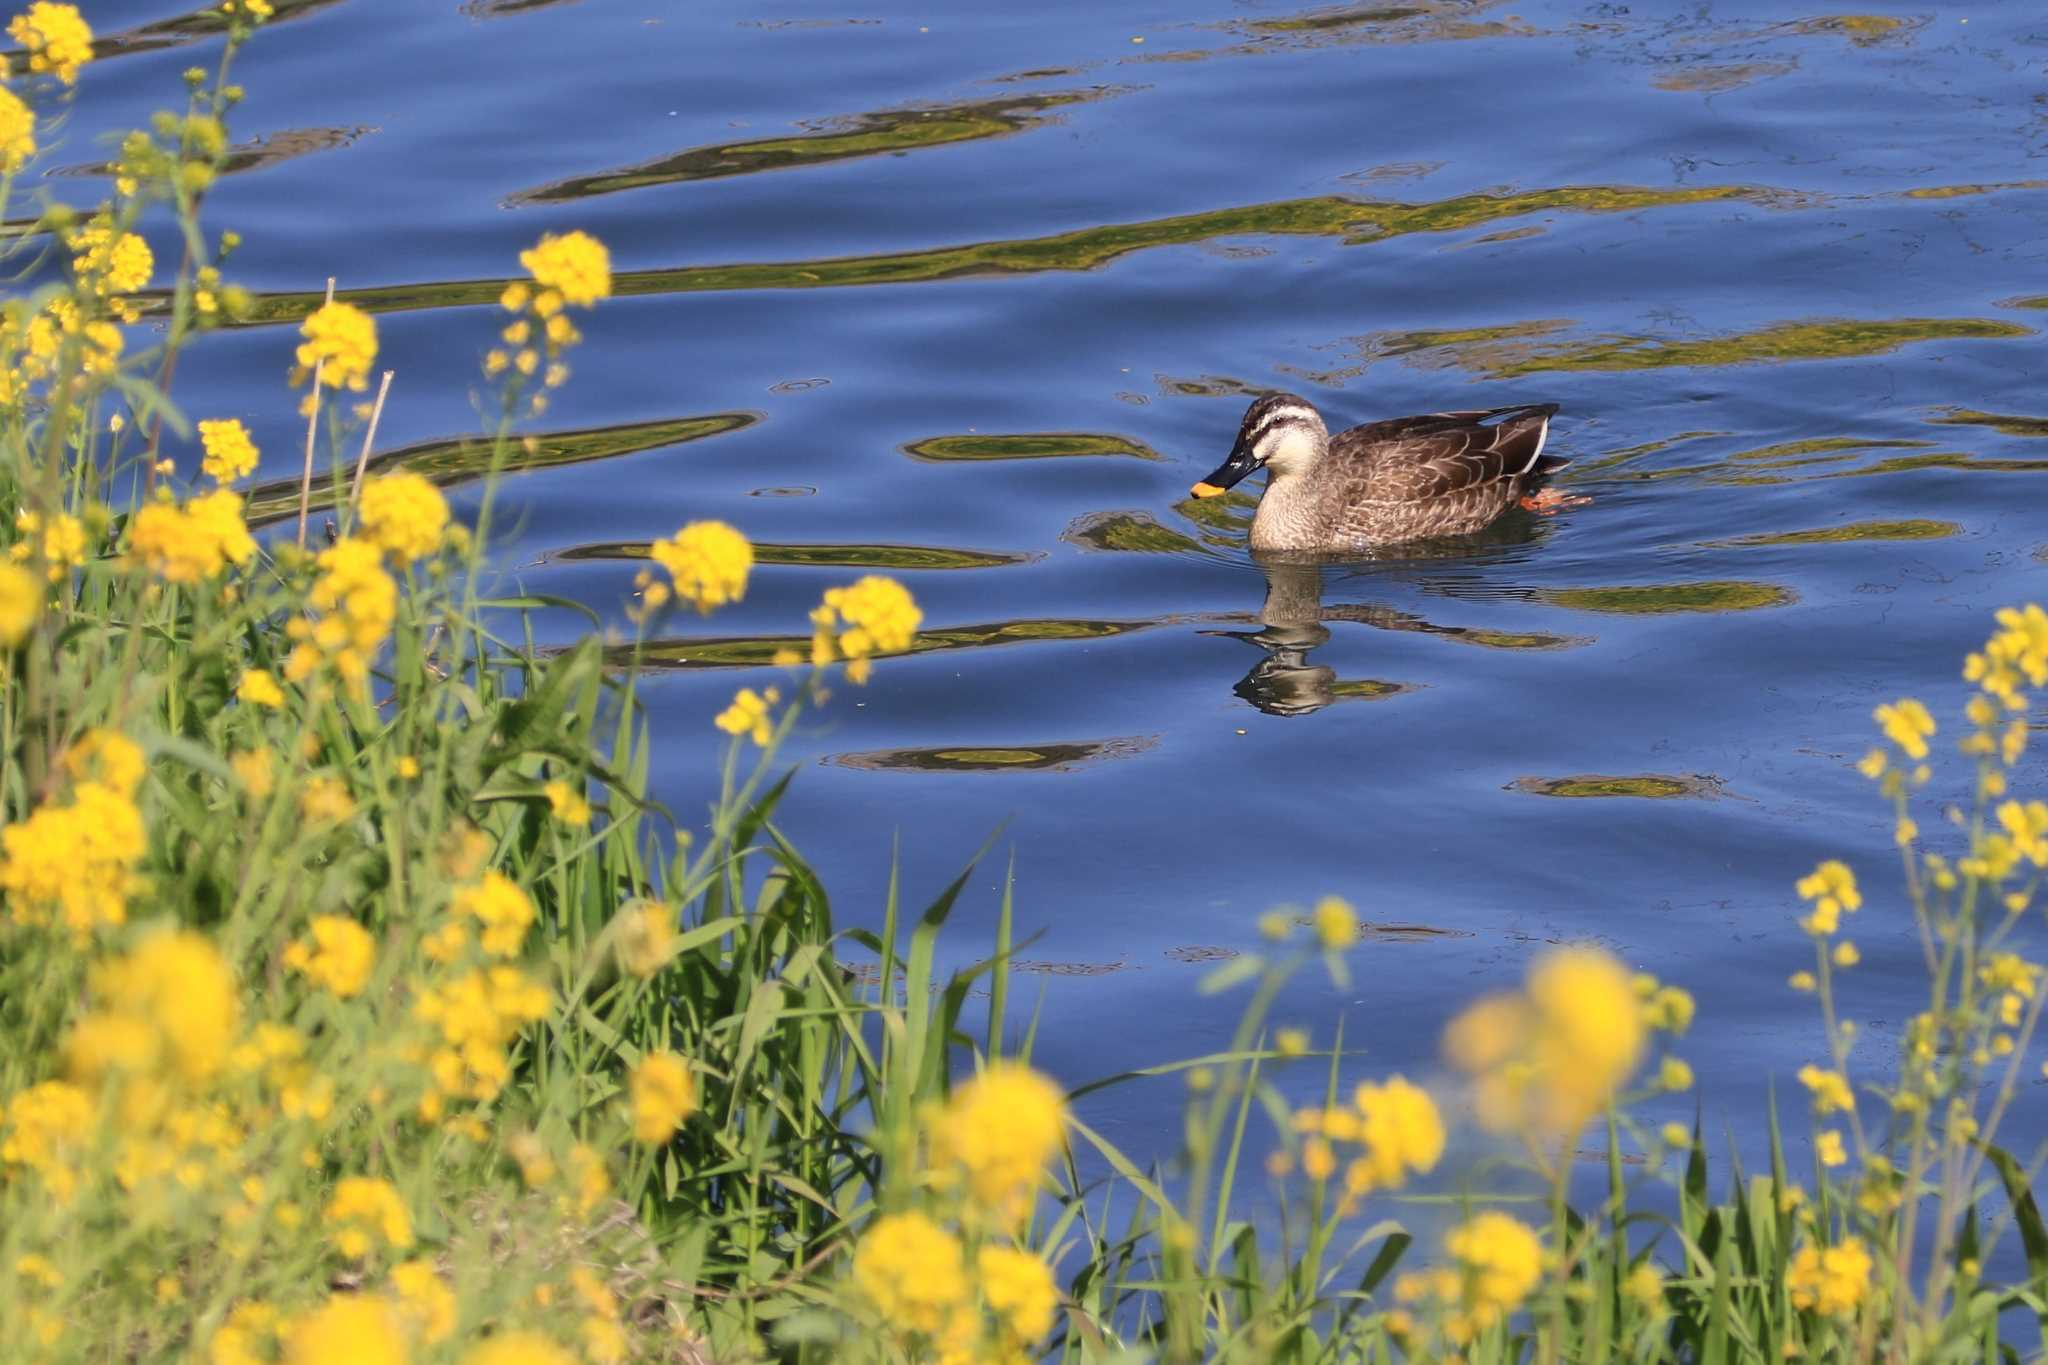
1190 448 1257 498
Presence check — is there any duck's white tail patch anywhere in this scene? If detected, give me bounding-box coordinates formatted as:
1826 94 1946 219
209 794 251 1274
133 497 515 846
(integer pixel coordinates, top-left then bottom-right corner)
1513 411 1553 476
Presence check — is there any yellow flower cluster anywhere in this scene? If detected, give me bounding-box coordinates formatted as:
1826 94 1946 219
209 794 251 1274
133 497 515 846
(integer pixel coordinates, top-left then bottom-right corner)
627 1050 695 1144
69 219 153 319
9 2 93 84
326 1176 414 1259
485 231 609 400
1797 1064 1854 1115
1873 697 1934 760
198 417 260 483
645 520 751 613
1292 1075 1444 1212
1965 604 2048 708
714 686 778 746
0 560 37 644
1795 859 1860 936
282 916 377 998
71 926 239 1087
13 506 90 580
127 490 257 584
452 871 537 957
517 230 612 309
293 300 378 391
357 472 449 564
1980 952 2041 1029
542 778 590 827
1786 1237 1872 1315
284 538 396 693
1313 894 1359 949
0 85 34 172
1442 946 1646 1137
852 1212 970 1336
929 1062 1069 1224
1395 1211 1545 1346
0 730 146 937
807 576 921 683
612 900 677 978
413 966 551 1109
238 668 285 709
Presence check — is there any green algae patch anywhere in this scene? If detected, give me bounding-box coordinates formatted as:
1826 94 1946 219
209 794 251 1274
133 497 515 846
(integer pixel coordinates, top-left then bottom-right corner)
1711 520 1959 548
904 432 1161 462
507 88 1120 204
1509 774 1725 799
1480 318 2031 378
1328 679 1415 700
1929 410 2048 438
1539 581 1794 614
555 541 1030 571
625 616 1156 669
831 736 1155 773
1063 512 1205 555
244 412 758 527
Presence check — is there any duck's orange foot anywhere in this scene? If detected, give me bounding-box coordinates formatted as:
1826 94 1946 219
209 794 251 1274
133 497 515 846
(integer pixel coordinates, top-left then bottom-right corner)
1518 488 1592 516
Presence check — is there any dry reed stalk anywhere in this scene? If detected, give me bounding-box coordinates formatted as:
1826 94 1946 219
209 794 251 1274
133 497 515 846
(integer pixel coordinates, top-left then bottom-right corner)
294 277 336 549
346 369 395 520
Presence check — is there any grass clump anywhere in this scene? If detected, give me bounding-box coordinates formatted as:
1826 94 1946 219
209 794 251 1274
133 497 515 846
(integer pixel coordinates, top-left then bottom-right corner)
6 10 2048 1364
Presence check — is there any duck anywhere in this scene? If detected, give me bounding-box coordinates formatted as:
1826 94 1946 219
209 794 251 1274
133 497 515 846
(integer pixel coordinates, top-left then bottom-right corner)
1190 392 1585 552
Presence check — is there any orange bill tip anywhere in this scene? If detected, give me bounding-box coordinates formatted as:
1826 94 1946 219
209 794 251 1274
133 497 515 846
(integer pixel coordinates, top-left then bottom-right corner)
1190 482 1225 499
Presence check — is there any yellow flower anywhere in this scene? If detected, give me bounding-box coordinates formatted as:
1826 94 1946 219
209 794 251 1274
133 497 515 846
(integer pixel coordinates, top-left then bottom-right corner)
1624 1263 1665 1316
9 3 93 84
1817 1129 1847 1168
713 686 778 745
1873 697 1934 759
1443 1212 1544 1344
518 230 612 308
64 728 143 795
453 871 537 957
229 748 274 799
0 85 34 172
14 1253 59 1288
294 300 378 391
628 1050 695 1144
1443 946 1645 1136
1275 1028 1309 1057
978 1246 1057 1343
283 915 376 998
1789 970 1816 992
238 669 285 709
198 418 260 483
412 967 550 1103
299 775 356 827
1787 1238 1872 1315
358 472 449 563
1660 1121 1690 1148
1641 984 1696 1034
285 538 396 693
282 1295 408 1365
326 1176 414 1259
649 521 751 611
542 778 591 827
613 899 677 978
0 779 145 935
1336 1076 1446 1201
12 507 90 582
0 1080 91 1200
127 490 257 583
566 1141 609 1215
461 1331 574 1365
388 1261 456 1345
1797 1064 1854 1115
1833 941 1860 968
71 928 238 1084
811 575 922 675
1657 1057 1693 1092
0 561 38 644
930 1062 1068 1222
1312 895 1359 949
852 1211 969 1336
1795 859 1860 936
209 1301 280 1365
396 755 420 779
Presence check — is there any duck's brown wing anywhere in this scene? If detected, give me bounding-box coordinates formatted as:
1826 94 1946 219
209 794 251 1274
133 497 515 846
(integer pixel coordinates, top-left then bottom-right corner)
1347 404 1562 503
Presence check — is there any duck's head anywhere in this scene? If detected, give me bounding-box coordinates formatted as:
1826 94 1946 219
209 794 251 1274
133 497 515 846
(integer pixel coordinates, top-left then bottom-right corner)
1191 392 1327 498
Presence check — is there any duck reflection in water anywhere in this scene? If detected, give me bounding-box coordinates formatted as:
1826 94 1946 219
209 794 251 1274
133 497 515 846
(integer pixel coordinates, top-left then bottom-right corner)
1223 515 1559 718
